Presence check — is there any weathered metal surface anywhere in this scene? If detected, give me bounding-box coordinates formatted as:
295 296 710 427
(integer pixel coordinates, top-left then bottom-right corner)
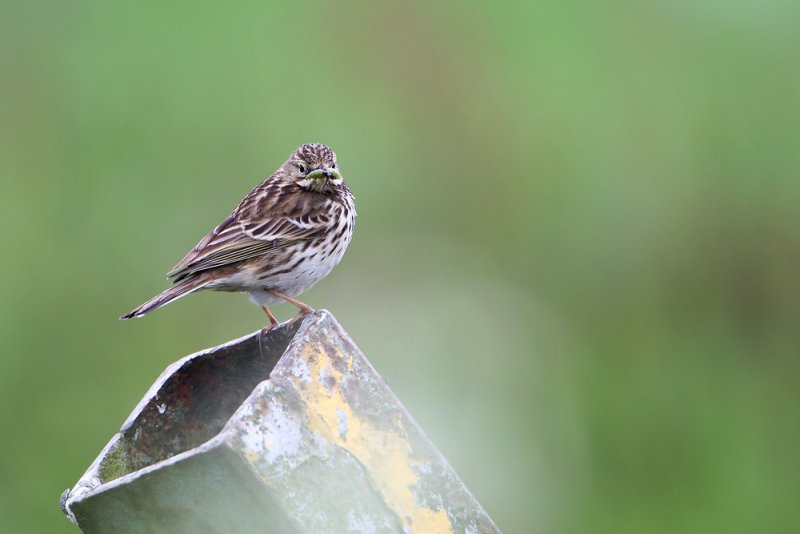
62 311 499 533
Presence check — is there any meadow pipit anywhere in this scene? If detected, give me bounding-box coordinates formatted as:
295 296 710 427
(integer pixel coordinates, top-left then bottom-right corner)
121 143 356 325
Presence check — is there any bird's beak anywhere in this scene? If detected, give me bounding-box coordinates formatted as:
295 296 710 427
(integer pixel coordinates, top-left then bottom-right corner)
307 167 341 181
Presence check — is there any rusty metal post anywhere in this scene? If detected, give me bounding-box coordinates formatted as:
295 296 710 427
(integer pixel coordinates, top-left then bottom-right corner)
61 311 499 533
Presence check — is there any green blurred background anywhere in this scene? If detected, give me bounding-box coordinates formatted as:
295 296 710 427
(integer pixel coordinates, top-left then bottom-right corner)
2 1 799 532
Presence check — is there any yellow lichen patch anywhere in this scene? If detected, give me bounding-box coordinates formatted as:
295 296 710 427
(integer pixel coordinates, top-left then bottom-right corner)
297 342 453 533
412 507 453 533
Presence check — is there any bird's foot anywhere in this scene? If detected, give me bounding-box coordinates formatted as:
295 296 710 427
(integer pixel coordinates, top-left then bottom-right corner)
261 306 279 334
260 324 278 337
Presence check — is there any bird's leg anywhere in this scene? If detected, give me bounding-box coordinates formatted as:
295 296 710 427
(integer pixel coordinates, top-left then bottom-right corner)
268 289 315 315
261 306 279 327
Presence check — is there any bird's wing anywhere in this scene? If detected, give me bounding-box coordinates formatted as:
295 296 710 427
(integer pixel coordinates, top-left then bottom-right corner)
167 210 332 281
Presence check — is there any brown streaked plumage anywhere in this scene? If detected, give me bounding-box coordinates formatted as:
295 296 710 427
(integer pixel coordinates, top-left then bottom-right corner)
121 143 356 325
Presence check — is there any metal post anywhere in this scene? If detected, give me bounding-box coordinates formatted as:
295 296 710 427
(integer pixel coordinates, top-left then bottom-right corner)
62 311 499 533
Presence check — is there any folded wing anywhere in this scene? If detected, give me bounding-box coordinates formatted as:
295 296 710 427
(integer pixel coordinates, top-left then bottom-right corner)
167 209 332 282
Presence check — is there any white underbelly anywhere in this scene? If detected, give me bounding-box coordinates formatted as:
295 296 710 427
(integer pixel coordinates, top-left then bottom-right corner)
205 206 355 309
245 231 352 308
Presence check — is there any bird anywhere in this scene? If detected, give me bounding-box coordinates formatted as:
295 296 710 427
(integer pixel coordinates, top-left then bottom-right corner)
121 143 356 326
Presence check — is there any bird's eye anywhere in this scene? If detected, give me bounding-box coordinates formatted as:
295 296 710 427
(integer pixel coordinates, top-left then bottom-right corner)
331 163 336 169
298 164 306 174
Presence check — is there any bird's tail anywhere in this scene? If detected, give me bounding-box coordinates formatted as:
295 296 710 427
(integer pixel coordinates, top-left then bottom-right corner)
120 274 211 319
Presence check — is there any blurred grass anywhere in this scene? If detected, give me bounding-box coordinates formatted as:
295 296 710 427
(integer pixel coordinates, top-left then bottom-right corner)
1 0 799 532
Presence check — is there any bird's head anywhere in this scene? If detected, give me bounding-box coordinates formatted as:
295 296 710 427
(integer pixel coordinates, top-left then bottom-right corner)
285 143 343 193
